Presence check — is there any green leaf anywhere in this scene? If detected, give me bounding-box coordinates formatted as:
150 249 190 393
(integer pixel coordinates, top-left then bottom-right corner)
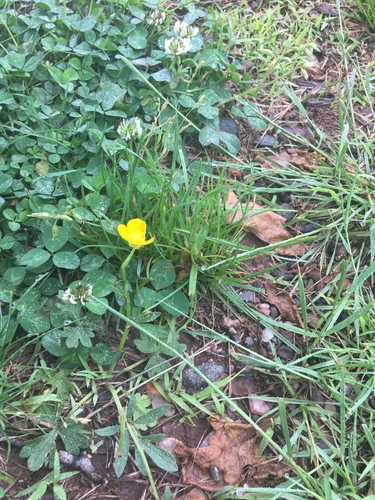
127 25 148 49
199 126 220 147
218 131 241 154
150 259 176 290
59 419 88 455
35 0 56 10
28 481 48 500
63 326 94 348
139 439 178 472
0 174 13 193
97 82 126 111
40 277 61 296
20 431 58 471
91 343 120 366
134 448 147 476
198 105 219 120
20 312 50 334
20 248 50 267
157 289 189 316
126 394 137 420
134 287 159 309
134 405 171 426
42 225 69 252
80 254 105 272
178 95 196 108
151 69 172 82
7 51 25 69
3 267 26 286
53 251 80 269
95 425 120 437
42 331 71 357
85 269 116 297
199 89 220 106
23 55 42 72
114 430 130 478
70 16 97 32
86 296 108 315
247 115 267 131
0 278 14 302
87 193 110 215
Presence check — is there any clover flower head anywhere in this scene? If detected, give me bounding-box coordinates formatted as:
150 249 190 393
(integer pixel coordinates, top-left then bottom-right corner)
118 219 154 249
174 20 199 38
164 36 192 56
61 283 93 306
117 117 143 141
147 10 166 26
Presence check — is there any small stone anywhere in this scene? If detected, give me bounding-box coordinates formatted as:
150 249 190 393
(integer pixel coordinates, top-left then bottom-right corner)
239 291 255 303
257 303 270 316
278 203 296 222
261 328 274 342
182 363 225 390
254 135 277 148
245 336 254 347
277 346 293 361
277 192 292 204
219 119 238 136
269 306 279 318
301 222 321 233
249 396 272 416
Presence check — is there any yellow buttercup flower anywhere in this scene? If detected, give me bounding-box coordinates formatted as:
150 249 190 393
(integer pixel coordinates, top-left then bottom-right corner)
118 219 154 249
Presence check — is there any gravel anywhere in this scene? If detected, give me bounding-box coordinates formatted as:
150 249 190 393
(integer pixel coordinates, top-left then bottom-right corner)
182 363 225 390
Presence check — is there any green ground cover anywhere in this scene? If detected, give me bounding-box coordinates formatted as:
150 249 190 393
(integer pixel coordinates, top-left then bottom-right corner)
0 0 375 498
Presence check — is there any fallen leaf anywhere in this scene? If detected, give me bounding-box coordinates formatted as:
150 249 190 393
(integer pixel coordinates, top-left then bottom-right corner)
264 280 304 328
182 487 210 500
226 190 308 257
174 416 289 492
255 152 290 169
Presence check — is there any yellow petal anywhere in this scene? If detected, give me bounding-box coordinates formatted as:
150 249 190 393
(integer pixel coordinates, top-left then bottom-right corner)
118 224 130 241
118 219 154 248
127 218 146 237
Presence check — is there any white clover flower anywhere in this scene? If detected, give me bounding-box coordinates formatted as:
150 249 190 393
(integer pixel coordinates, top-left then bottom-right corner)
147 10 166 26
61 288 77 304
61 283 93 306
164 37 192 56
174 20 199 38
117 117 143 141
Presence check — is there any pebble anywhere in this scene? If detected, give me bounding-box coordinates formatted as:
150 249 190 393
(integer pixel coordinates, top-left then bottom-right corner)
182 363 225 390
261 328 274 342
269 306 279 318
239 291 255 303
219 119 238 136
245 336 254 347
249 396 272 416
277 345 293 361
278 203 296 222
301 222 321 233
277 192 292 204
254 135 277 148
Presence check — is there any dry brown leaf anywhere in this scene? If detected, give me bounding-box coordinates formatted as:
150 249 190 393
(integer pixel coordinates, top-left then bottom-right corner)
255 152 290 169
182 487 209 500
226 190 309 257
175 416 289 492
264 281 304 328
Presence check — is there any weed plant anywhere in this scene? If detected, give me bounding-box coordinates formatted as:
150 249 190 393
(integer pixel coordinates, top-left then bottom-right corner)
0 0 374 499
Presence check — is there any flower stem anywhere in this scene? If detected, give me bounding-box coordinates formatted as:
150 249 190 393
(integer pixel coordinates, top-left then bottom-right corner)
109 247 136 374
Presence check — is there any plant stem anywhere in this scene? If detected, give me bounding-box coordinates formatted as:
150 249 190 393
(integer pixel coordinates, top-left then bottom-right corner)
109 247 136 374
